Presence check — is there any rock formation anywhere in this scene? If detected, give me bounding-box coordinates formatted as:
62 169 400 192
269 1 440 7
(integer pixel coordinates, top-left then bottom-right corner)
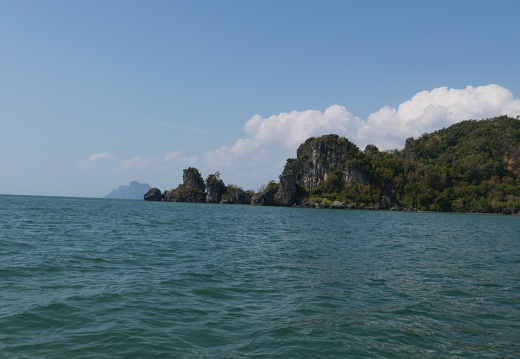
251 181 278 206
274 134 372 207
205 172 225 203
164 167 206 202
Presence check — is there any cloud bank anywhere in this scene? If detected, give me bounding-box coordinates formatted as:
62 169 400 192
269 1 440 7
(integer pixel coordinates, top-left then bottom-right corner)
358 84 520 149
203 84 520 187
77 152 117 169
208 85 520 159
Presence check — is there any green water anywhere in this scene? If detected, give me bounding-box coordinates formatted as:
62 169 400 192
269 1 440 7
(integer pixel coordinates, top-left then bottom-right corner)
1 195 519 358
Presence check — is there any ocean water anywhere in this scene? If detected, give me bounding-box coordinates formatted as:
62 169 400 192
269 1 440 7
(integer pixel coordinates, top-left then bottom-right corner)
1 195 519 358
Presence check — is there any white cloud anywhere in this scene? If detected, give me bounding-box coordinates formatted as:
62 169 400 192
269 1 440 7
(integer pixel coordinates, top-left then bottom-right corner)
89 152 116 161
119 156 153 170
244 105 362 149
205 105 362 165
115 152 199 172
357 84 520 149
77 152 117 169
203 84 520 188
164 151 182 161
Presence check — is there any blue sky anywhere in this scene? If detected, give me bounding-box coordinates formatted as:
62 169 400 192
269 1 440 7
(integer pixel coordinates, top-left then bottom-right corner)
2 0 520 197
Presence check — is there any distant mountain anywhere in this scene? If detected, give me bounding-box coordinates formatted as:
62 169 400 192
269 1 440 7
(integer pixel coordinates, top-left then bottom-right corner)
104 181 151 200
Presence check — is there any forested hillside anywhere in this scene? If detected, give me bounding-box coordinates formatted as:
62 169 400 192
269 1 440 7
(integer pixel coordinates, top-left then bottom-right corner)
397 115 520 212
272 116 520 213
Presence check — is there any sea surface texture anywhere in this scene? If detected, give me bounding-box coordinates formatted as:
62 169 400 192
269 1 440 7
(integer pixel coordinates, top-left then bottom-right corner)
1 195 519 358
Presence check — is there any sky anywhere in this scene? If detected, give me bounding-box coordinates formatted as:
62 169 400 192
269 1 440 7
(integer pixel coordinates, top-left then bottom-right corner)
1 0 520 197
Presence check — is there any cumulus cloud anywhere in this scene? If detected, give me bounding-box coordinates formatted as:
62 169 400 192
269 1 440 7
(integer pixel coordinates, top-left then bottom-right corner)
205 105 362 165
357 84 520 149
119 156 155 170
244 105 362 149
164 151 182 161
78 152 117 169
89 152 116 161
203 84 520 188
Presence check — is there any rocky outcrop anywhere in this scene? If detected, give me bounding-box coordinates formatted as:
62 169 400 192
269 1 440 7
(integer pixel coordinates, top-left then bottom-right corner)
157 168 253 204
251 182 278 206
330 200 346 209
274 134 370 206
205 173 225 203
144 187 163 201
182 167 205 192
286 134 365 192
222 185 254 204
164 167 206 202
274 174 305 206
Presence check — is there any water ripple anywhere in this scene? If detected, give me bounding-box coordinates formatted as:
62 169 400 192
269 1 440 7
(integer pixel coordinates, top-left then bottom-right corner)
1 196 519 358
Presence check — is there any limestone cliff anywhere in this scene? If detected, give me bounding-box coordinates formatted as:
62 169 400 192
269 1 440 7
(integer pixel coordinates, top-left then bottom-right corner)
163 167 206 202
275 134 370 206
285 135 364 191
205 172 225 203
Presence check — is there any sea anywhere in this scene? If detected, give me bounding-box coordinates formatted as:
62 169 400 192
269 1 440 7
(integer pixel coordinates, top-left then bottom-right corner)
1 195 519 358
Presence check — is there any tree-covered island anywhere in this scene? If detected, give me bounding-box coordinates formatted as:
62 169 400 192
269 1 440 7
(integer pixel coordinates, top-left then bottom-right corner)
145 116 520 214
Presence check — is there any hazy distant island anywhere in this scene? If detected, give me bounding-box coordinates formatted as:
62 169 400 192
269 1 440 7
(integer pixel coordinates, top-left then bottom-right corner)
145 116 520 214
105 181 151 200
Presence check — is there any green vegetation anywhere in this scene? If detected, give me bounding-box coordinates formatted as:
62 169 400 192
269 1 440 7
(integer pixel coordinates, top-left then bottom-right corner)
205 172 226 203
164 167 206 202
396 116 520 212
152 116 520 213
301 116 520 213
222 184 254 204
162 169 253 204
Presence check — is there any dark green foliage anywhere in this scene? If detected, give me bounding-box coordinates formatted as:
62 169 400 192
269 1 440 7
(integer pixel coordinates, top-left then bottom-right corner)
205 172 226 203
223 184 254 204
251 180 280 206
288 116 520 213
164 167 206 202
182 167 205 191
163 186 205 203
163 168 253 204
397 116 520 212
265 180 280 192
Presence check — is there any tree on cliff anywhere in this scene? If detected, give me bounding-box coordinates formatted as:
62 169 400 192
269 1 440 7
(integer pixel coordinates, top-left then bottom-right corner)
222 184 254 204
182 167 205 191
205 172 226 203
251 180 280 206
163 167 206 202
